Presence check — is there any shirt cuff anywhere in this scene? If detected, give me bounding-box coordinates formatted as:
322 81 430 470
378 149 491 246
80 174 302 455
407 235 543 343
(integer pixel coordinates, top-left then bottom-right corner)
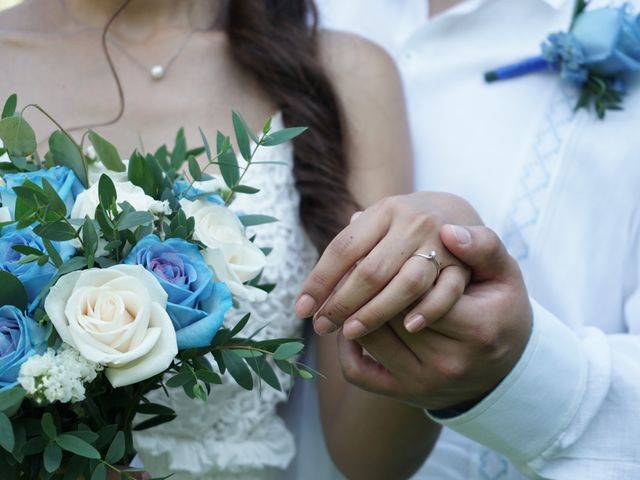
425 300 589 464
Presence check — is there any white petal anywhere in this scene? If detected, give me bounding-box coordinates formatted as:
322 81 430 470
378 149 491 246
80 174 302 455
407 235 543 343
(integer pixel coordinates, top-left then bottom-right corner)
45 270 83 347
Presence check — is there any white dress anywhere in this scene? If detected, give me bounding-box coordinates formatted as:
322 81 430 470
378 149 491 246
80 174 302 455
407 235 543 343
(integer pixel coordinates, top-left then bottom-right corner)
134 114 321 480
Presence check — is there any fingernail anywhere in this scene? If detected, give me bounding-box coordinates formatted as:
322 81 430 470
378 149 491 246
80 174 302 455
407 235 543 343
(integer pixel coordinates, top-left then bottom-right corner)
405 314 426 333
343 319 368 340
448 225 471 245
314 315 338 335
295 294 316 318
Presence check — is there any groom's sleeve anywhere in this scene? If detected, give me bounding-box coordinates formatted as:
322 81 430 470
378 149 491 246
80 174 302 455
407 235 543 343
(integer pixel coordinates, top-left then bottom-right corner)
425 298 640 479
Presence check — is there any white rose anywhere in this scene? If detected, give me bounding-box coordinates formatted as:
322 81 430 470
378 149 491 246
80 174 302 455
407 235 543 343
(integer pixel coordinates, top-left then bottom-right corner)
71 180 167 219
0 138 10 164
180 199 268 301
44 264 178 387
87 159 129 186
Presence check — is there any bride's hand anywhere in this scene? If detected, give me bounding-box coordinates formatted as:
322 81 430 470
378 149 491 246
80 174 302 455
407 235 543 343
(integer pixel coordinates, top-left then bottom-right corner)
295 192 482 338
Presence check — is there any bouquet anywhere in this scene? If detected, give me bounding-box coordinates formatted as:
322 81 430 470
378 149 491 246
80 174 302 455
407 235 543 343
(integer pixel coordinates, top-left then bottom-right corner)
0 94 314 479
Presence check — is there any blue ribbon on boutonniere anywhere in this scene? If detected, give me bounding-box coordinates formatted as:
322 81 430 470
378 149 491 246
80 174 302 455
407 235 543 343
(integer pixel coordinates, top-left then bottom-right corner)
484 0 640 118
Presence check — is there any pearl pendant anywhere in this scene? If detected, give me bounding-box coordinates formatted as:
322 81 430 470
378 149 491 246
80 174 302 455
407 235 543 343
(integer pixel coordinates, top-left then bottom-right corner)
150 65 165 80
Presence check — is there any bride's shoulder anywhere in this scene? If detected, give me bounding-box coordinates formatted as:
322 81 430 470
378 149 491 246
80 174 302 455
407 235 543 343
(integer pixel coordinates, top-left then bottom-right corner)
317 29 400 96
0 1 65 34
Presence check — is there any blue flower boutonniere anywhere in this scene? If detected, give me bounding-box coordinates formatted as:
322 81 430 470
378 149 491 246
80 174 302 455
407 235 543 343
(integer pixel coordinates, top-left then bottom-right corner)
485 1 640 118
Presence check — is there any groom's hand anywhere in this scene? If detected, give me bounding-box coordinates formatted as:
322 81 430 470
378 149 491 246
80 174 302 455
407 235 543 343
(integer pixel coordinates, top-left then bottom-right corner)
295 192 482 338
338 226 533 410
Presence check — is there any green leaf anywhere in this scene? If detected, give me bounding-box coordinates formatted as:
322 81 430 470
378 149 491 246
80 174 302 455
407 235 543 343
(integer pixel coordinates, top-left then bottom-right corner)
43 442 62 473
136 403 176 416
94 425 118 450
165 371 192 388
42 178 68 217
232 111 254 161
105 431 125 464
217 131 239 188
98 174 117 210
133 415 176 431
68 430 99 444
195 369 222 385
34 220 77 241
82 217 99 258
90 462 106 480
127 151 149 193
246 356 281 392
55 434 101 459
43 239 64 268
117 211 154 231
298 369 314 380
170 128 187 170
198 127 212 162
221 350 253 390
21 436 47 456
239 214 278 227
88 130 125 172
11 245 44 257
273 342 304 361
188 156 202 181
230 313 251 337
233 185 260 194
0 413 14 452
56 256 87 277
262 117 272 135
0 272 28 311
1 94 17 119
0 115 37 157
48 131 88 188
41 412 57 440
261 127 307 146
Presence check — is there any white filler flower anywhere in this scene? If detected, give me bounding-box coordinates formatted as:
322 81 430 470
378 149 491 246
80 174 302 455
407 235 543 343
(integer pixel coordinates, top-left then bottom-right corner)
18 344 103 404
45 264 178 387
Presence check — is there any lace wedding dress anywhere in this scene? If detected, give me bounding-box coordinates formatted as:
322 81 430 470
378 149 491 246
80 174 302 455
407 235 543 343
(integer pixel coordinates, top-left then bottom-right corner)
133 114 321 480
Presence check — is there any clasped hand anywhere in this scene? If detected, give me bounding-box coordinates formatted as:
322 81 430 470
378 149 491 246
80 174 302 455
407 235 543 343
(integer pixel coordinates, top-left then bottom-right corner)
296 193 533 411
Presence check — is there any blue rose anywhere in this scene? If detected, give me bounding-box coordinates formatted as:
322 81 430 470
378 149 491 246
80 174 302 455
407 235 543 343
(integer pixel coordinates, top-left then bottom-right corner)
0 166 84 218
0 305 46 392
173 178 225 205
124 235 231 349
544 7 640 84
0 226 75 308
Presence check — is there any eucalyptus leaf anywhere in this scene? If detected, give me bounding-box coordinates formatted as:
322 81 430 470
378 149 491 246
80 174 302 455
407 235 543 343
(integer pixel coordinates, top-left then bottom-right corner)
233 185 260 194
43 239 64 268
238 214 278 227
170 128 187 170
98 174 117 210
42 179 68 217
0 116 37 157
261 127 307 147
136 404 176 416
41 412 57 440
105 431 125 464
88 130 125 172
43 443 62 473
48 131 88 187
232 111 254 161
0 272 28 311
0 413 14 452
217 131 239 188
1 94 17 119
273 342 304 361
198 127 212 161
82 217 99 257
188 156 202 181
55 434 101 459
221 350 253 390
11 245 44 257
117 211 154 231
34 220 77 241
246 356 281 392
132 415 176 432
90 462 106 480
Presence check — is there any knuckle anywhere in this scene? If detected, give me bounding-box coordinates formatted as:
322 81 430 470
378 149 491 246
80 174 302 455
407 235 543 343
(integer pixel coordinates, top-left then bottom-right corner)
471 323 501 351
436 357 469 383
404 267 430 295
326 233 356 259
407 212 438 235
356 257 388 287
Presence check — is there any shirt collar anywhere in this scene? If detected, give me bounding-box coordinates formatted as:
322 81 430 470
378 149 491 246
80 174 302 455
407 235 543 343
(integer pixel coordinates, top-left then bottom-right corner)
430 0 572 18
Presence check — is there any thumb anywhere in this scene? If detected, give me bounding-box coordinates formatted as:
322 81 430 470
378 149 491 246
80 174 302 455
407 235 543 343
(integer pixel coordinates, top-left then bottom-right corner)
440 224 516 281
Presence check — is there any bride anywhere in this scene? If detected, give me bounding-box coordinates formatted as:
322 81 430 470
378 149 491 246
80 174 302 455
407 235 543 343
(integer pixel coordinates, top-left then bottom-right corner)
0 0 474 478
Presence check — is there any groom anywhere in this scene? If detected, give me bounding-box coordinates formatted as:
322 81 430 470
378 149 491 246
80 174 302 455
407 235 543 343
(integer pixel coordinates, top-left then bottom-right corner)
303 0 640 478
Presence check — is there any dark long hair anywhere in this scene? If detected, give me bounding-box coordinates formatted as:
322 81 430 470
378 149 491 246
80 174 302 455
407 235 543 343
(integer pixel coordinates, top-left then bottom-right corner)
226 0 357 252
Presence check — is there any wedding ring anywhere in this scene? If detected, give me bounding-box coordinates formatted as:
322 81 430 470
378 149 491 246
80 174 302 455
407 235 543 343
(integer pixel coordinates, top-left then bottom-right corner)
412 250 441 281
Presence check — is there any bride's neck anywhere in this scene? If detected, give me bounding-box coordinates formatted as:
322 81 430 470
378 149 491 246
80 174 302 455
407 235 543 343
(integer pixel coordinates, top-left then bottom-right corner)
62 0 222 39
429 0 466 18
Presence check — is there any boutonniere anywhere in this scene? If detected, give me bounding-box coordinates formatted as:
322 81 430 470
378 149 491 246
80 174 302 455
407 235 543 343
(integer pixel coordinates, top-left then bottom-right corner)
484 0 640 118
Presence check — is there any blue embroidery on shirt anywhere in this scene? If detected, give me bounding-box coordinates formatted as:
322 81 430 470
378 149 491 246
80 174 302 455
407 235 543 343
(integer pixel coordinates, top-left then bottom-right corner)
502 85 577 261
